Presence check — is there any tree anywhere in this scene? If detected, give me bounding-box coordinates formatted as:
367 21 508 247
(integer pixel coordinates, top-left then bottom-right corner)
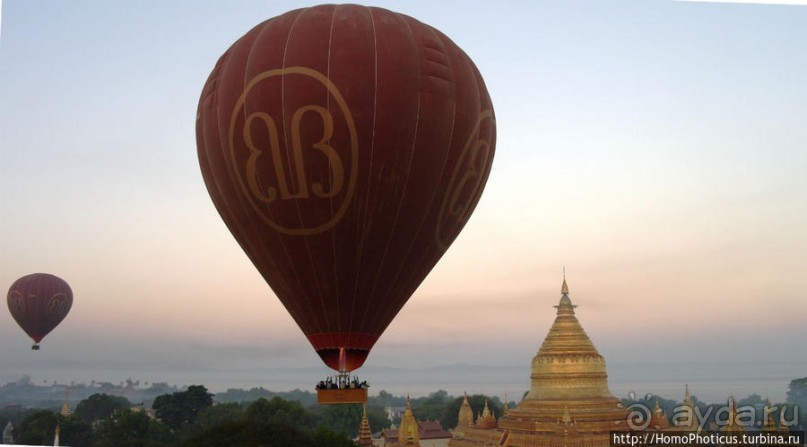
180 420 314 447
783 378 807 430
245 396 312 429
737 394 764 408
180 420 356 447
787 377 807 406
176 402 245 442
0 405 27 434
312 403 363 438
58 414 93 447
411 390 451 421
374 389 405 408
309 426 360 447
308 401 388 439
364 404 390 434
74 393 131 423
93 408 174 447
13 409 58 446
152 385 213 429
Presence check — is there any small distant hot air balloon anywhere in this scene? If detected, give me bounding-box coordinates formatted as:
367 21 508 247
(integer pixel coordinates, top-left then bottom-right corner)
7 273 73 350
196 4 495 385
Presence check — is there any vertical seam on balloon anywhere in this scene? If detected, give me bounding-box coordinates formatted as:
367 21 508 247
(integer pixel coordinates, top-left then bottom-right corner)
234 23 303 319
253 14 324 335
282 9 329 336
359 13 422 336
223 31 310 330
348 5 379 339
443 66 493 249
375 27 459 332
327 4 341 341
378 34 457 332
203 49 301 319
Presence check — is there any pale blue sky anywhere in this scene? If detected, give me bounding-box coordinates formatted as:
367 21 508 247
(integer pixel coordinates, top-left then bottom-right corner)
1 1 805 401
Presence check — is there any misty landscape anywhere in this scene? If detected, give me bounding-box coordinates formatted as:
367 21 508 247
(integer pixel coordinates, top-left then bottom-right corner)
2 0 806 446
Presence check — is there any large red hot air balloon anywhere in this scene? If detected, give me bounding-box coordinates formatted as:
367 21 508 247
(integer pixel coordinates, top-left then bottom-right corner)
196 4 495 373
7 273 73 350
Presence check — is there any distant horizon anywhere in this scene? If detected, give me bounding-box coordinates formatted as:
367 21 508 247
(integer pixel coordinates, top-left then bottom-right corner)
3 357 803 405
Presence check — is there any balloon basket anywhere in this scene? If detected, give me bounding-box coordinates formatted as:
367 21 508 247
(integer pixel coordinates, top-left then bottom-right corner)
317 387 368 405
31 344 40 351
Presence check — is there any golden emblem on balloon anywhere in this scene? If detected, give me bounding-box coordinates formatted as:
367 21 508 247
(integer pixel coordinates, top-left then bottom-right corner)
229 67 359 236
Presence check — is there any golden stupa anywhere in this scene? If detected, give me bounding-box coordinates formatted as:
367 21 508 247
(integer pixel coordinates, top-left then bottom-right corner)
358 404 374 446
399 396 421 446
450 275 626 447
721 397 745 434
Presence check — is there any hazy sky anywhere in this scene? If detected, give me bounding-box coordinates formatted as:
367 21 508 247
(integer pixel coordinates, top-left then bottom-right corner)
1 0 805 402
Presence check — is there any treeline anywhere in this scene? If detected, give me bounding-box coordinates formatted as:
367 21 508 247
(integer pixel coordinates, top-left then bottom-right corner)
0 375 179 409
621 379 807 432
1 385 354 446
0 385 510 447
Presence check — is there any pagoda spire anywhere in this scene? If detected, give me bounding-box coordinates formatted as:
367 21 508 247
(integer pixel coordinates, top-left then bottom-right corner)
722 396 745 433
763 397 777 431
677 384 700 431
457 392 474 428
357 404 373 446
475 399 498 429
555 270 577 316
474 275 628 446
561 267 569 295
398 395 420 445
523 274 614 402
60 388 71 416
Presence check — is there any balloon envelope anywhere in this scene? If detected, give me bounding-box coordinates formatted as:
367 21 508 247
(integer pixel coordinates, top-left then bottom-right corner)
196 4 495 371
7 273 73 348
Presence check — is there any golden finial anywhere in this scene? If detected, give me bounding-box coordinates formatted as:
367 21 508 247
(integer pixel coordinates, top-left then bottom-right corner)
763 397 776 430
561 267 569 295
555 269 576 314
727 396 737 423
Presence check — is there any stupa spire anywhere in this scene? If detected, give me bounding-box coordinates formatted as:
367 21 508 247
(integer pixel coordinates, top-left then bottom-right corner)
475 398 498 429
763 397 777 431
467 275 628 446
561 267 569 295
457 392 474 428
525 274 614 401
357 404 373 446
722 396 745 433
399 395 420 445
